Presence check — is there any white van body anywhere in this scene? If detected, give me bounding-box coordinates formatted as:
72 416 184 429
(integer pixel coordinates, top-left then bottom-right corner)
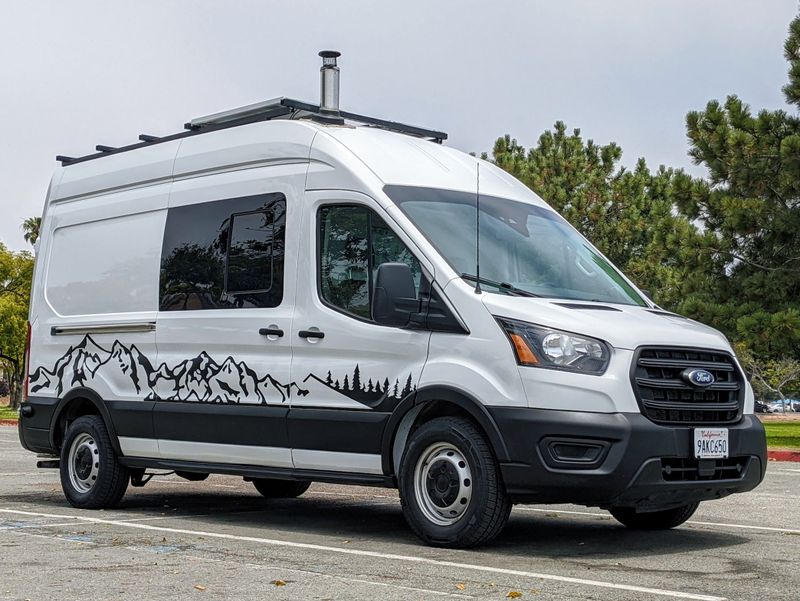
20 90 766 547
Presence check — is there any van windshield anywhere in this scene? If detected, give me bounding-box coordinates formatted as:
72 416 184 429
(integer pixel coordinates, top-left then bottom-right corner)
385 185 646 306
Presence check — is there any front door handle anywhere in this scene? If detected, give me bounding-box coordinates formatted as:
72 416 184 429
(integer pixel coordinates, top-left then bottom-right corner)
298 329 325 340
259 327 284 338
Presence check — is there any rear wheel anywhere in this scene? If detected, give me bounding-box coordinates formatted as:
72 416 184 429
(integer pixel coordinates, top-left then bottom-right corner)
251 478 311 499
610 502 699 530
398 416 511 548
60 415 129 509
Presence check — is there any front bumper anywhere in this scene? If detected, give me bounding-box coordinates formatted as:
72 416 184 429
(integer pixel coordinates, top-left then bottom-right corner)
489 408 767 509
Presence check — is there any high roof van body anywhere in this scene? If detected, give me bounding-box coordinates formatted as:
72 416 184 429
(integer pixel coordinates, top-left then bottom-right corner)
18 54 766 547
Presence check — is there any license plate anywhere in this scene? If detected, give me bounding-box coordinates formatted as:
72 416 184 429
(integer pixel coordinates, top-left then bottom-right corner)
693 428 729 459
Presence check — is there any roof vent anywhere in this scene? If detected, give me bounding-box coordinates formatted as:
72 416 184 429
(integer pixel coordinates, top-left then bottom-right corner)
314 50 344 124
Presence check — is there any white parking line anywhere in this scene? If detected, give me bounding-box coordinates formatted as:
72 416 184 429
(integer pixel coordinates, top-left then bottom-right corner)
0 508 725 601
515 507 800 534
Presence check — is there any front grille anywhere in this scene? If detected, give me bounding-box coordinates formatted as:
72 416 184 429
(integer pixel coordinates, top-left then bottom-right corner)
632 347 744 425
661 457 749 482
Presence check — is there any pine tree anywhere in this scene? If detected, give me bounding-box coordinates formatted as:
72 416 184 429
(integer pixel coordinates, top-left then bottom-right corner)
383 378 390 394
334 379 340 389
367 378 373 393
343 375 350 391
392 380 399 397
352 364 361 392
326 370 332 385
674 14 800 363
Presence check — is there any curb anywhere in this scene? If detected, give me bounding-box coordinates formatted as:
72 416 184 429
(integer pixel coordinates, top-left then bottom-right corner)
768 449 800 463
0 419 18 427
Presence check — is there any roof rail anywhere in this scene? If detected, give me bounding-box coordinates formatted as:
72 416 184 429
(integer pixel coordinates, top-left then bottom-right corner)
56 97 448 166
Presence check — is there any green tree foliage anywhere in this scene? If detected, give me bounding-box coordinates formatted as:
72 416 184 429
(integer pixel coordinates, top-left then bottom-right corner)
21 216 41 246
674 26 800 362
0 243 34 408
736 342 800 402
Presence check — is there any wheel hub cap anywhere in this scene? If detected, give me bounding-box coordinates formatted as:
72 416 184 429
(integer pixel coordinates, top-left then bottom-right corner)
414 442 473 526
67 432 100 494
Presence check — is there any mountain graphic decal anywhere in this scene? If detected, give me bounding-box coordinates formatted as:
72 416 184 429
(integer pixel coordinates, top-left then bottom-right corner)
29 337 415 409
29 336 306 404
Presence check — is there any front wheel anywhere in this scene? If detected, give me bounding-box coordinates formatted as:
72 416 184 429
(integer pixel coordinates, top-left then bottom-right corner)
610 502 699 530
59 415 129 509
398 416 511 548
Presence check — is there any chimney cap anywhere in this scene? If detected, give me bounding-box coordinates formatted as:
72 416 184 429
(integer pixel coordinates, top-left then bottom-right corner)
318 50 341 59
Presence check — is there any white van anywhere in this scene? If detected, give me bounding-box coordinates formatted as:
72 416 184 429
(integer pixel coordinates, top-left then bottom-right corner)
19 52 766 547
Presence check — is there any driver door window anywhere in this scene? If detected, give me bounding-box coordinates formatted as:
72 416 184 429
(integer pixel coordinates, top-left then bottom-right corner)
319 205 421 321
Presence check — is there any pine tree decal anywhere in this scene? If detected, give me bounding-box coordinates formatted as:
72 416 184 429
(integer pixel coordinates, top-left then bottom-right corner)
401 374 413 397
304 368 416 407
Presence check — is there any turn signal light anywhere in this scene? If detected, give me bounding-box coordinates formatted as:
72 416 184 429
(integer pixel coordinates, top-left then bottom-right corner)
509 333 538 366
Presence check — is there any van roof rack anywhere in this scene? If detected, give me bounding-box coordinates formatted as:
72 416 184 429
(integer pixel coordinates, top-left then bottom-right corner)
56 97 448 166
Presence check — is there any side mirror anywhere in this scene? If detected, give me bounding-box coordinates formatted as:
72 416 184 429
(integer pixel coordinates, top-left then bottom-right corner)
372 262 418 327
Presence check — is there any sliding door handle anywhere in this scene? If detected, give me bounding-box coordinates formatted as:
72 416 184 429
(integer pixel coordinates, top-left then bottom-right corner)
298 329 325 340
259 327 284 338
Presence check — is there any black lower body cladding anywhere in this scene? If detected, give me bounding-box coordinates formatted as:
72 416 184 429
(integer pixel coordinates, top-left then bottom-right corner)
490 408 767 509
17 396 59 454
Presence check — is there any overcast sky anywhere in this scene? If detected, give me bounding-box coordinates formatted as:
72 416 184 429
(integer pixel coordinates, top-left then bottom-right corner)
0 0 796 250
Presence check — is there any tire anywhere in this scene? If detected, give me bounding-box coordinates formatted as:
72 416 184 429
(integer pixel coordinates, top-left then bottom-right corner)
251 478 311 499
398 416 511 548
610 502 699 530
59 415 129 509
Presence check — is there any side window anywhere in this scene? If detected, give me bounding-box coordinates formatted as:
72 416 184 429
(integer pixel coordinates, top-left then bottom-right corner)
319 204 421 321
160 193 285 311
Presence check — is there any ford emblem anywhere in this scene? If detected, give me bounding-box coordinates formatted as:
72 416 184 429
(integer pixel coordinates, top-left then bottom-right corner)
682 368 716 388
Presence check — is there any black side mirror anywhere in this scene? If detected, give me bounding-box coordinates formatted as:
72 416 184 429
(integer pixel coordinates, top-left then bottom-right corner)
372 262 419 327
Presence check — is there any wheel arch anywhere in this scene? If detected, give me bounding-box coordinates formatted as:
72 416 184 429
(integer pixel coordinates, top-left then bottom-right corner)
381 386 510 477
49 388 122 455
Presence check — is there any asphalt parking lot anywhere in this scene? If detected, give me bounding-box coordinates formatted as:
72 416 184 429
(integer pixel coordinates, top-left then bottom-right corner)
0 426 797 601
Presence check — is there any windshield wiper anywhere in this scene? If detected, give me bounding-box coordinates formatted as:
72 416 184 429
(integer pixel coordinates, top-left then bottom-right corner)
460 274 539 297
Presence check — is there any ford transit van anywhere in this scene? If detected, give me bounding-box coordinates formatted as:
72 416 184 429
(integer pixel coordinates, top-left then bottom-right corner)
19 52 767 547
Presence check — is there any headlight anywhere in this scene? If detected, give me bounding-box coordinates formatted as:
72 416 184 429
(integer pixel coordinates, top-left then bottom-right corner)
496 317 611 375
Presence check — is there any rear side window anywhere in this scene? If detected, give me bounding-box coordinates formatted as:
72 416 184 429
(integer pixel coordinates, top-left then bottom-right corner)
46 210 165 316
160 193 285 311
318 204 421 321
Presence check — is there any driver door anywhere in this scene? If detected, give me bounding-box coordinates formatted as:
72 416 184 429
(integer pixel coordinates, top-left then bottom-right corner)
287 191 433 474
